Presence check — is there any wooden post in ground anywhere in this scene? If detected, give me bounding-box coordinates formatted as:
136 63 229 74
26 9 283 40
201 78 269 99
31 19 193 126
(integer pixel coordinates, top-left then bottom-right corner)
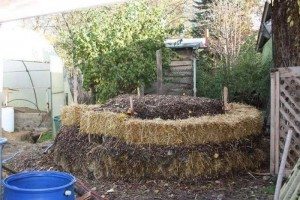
127 96 134 115
205 29 210 46
156 49 163 95
137 83 144 97
274 130 293 200
223 86 229 111
275 71 280 174
270 72 276 175
73 68 78 104
130 96 133 111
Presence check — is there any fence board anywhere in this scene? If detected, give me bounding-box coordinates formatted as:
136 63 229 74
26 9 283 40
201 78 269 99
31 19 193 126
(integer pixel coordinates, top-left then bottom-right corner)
271 66 300 174
275 71 280 174
270 72 276 174
170 60 192 67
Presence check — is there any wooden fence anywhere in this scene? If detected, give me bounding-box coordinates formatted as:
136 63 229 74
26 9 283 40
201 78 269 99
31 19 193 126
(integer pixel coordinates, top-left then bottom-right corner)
154 48 194 96
270 67 300 175
279 157 300 199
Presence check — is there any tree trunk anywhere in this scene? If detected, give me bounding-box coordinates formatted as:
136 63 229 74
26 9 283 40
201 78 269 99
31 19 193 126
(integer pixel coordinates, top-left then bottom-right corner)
273 0 300 68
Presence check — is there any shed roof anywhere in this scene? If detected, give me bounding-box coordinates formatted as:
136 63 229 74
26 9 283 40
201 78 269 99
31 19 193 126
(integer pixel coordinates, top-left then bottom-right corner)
256 2 272 52
165 38 206 49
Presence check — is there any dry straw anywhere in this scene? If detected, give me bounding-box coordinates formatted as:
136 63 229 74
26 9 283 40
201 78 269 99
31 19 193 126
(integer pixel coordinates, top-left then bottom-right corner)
77 103 263 146
61 104 99 126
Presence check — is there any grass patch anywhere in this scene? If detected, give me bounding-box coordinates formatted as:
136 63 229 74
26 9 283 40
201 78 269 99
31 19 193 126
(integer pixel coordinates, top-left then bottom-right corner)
263 184 275 195
37 131 54 143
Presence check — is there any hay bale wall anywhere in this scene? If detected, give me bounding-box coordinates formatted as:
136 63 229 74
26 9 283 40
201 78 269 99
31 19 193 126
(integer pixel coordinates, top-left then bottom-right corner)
62 103 263 146
53 126 266 181
56 101 265 180
61 104 100 126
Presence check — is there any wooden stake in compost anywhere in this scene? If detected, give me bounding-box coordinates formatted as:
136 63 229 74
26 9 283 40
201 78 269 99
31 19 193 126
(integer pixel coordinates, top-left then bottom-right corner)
127 96 134 115
156 49 163 95
223 86 229 111
274 129 293 200
73 68 78 104
137 83 144 97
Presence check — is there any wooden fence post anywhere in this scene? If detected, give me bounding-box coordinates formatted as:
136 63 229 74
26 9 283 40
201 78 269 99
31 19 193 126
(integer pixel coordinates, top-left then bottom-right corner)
73 68 78 104
223 86 228 111
275 71 280 174
270 72 276 175
156 49 163 94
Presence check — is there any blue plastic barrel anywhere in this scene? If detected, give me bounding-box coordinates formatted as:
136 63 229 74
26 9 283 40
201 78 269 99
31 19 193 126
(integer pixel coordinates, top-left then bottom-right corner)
3 171 76 200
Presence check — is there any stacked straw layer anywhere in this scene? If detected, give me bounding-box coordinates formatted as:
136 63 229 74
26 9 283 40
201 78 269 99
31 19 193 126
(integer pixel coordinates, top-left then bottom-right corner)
73 103 263 146
53 126 266 180
61 104 100 126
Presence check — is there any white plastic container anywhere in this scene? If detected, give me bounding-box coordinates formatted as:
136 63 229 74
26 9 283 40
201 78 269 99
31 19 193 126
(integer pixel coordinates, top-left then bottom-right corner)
1 107 14 132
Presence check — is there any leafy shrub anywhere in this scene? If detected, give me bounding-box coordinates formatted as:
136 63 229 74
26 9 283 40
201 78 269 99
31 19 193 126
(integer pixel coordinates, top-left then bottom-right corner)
197 36 271 109
61 1 174 102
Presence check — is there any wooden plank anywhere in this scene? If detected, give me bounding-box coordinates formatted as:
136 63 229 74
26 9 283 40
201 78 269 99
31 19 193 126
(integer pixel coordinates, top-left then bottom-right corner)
170 60 193 67
280 87 300 112
279 108 300 134
270 72 276 175
73 68 78 104
280 158 300 199
169 67 192 72
223 86 228 111
280 96 300 122
164 83 192 90
164 77 193 85
275 71 280 174
278 66 300 78
165 72 192 78
156 49 163 94
193 57 196 97
169 66 192 72
274 130 293 200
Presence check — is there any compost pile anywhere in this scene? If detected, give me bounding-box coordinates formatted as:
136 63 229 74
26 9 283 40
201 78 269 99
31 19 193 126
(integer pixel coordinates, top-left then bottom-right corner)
94 94 224 119
54 94 265 181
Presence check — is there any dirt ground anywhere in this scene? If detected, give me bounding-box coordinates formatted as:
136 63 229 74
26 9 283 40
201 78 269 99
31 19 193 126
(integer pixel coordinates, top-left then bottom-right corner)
1 131 275 200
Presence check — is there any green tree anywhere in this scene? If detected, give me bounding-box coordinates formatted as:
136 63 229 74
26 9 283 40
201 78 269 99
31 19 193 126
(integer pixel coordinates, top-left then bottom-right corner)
59 1 174 102
198 36 270 108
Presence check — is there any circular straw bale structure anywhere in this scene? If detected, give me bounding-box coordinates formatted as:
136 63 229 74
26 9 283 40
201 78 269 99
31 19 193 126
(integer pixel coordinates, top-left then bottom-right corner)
79 103 262 146
55 95 265 180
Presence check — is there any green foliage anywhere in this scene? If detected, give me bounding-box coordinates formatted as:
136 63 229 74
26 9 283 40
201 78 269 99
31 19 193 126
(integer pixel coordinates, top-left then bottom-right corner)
263 184 276 195
37 131 54 143
60 1 173 102
197 36 271 108
229 37 270 108
191 0 212 37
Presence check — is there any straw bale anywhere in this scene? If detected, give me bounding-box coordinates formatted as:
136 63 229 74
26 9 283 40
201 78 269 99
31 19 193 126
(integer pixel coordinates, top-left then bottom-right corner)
53 126 266 181
80 103 263 146
80 111 128 137
86 141 265 180
61 104 100 126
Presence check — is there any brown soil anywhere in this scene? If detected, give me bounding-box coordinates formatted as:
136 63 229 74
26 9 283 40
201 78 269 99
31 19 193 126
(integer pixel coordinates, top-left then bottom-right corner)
94 95 224 119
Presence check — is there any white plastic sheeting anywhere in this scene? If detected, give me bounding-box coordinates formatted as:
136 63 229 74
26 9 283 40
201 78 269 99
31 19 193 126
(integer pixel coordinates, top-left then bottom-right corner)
0 27 56 62
1 107 14 132
0 28 73 132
